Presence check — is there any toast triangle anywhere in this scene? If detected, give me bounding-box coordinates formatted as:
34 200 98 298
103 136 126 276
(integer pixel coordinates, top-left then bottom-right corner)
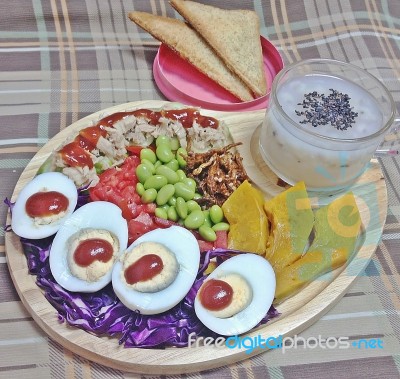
128 11 254 102
170 0 267 97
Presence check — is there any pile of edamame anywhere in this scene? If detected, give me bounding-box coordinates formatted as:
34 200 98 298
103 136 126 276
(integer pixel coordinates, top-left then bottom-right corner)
135 135 229 242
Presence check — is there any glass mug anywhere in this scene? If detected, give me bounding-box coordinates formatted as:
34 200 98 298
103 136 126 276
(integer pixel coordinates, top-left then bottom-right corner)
259 59 399 192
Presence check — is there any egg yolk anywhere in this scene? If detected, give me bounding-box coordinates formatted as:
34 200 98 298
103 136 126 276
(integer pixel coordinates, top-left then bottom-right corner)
25 191 69 218
73 238 114 267
124 254 164 285
199 279 233 311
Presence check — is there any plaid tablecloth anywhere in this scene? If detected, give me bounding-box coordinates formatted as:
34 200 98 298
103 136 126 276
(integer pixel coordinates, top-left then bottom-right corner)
1 1 400 378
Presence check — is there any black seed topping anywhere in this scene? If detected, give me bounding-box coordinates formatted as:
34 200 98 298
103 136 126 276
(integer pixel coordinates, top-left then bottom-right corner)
295 89 358 131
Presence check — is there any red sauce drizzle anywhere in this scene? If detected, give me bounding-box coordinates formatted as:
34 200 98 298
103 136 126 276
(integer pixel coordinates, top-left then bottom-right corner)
78 125 107 148
196 114 219 129
124 254 163 285
199 279 233 311
25 191 69 218
96 110 162 129
59 141 94 169
132 109 162 124
93 108 218 131
73 134 94 151
73 238 114 267
163 109 197 128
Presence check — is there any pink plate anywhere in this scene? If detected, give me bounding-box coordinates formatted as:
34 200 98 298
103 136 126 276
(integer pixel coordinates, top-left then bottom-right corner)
153 36 284 112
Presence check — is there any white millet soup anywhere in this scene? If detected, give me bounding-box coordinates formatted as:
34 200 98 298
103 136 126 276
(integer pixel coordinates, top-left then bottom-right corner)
259 73 384 191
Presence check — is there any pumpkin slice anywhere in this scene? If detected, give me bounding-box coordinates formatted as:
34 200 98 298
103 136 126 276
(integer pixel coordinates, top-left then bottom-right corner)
221 180 268 255
274 192 361 303
264 181 314 272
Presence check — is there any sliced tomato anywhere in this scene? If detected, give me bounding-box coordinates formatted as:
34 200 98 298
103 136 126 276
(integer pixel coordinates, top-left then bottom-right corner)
126 145 143 155
153 217 177 228
118 199 137 220
133 211 154 227
198 240 215 253
214 230 228 249
128 220 153 244
89 156 141 218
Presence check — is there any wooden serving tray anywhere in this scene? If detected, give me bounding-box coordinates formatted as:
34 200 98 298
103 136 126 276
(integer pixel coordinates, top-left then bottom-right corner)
5 100 388 374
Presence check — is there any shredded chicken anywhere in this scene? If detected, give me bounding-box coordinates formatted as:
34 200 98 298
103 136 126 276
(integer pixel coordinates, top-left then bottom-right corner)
185 143 249 207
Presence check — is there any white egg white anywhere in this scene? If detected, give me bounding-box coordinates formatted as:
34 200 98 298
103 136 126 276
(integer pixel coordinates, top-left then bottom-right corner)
11 172 78 239
112 225 200 315
49 201 128 292
194 254 276 336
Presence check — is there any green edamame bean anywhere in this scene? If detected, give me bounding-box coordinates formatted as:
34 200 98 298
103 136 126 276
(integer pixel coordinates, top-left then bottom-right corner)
168 196 177 206
210 204 224 224
141 159 156 173
141 188 157 203
140 148 157 164
144 175 168 190
176 169 186 182
155 207 168 219
136 163 153 183
154 160 162 169
159 203 170 211
176 197 188 219
174 182 194 201
202 210 212 227
156 144 174 163
183 177 197 192
176 147 187 168
186 199 201 213
184 210 205 229
165 159 179 171
170 136 180 151
156 184 175 206
167 206 178 222
193 192 202 200
156 135 171 148
212 222 230 232
136 182 145 196
199 224 217 242
155 165 179 184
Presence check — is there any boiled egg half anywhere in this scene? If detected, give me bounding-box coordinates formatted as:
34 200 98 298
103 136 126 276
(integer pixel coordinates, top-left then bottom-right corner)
50 201 128 292
112 225 200 315
195 254 276 336
11 172 78 239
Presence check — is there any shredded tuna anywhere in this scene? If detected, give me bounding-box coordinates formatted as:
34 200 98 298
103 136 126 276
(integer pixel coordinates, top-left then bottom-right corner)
188 122 228 152
53 107 230 187
62 166 99 188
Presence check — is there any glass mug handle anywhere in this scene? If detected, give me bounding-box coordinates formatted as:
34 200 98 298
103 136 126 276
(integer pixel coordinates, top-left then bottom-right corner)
375 116 400 157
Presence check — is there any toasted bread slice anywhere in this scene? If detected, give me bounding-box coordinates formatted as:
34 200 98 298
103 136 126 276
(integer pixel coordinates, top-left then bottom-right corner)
128 11 254 102
170 0 267 98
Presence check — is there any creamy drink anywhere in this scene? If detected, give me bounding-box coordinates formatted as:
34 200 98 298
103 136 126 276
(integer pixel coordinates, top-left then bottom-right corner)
259 62 392 191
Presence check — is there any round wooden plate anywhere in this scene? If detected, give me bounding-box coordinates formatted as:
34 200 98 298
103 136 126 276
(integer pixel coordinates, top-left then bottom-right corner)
5 100 388 375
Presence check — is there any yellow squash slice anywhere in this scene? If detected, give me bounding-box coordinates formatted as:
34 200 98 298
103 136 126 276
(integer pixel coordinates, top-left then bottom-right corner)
264 181 314 273
221 180 269 255
275 192 361 303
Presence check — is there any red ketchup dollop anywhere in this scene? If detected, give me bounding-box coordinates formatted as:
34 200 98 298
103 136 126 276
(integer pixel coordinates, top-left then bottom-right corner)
25 191 69 218
199 279 233 311
124 254 163 285
73 238 114 267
